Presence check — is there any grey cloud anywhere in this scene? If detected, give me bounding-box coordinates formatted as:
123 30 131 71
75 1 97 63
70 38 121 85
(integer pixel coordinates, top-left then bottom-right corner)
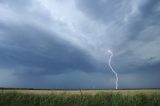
76 0 160 43
76 0 130 24
0 0 31 8
2 71 113 89
127 0 160 40
119 70 160 88
0 0 160 89
135 60 160 72
0 24 99 76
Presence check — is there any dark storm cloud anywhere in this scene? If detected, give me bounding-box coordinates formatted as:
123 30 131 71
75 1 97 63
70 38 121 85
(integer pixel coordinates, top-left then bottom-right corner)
112 47 160 73
0 0 160 89
127 0 160 40
135 60 160 72
0 23 98 76
76 0 160 40
76 0 160 88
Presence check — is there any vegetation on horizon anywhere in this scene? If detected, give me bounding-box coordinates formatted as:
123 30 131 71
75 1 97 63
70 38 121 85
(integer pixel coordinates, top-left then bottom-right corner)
0 91 160 106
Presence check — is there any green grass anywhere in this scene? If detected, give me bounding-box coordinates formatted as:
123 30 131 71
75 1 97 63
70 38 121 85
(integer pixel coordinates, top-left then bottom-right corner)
0 91 160 106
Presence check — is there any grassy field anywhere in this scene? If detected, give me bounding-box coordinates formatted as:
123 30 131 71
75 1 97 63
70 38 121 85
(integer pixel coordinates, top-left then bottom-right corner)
0 89 160 106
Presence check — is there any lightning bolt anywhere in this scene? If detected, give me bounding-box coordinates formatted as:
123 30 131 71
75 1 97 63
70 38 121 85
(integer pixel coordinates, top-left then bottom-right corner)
107 50 118 89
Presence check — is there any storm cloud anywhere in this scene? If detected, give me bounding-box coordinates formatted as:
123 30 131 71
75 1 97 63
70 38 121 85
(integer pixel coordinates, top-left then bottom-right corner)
0 0 160 89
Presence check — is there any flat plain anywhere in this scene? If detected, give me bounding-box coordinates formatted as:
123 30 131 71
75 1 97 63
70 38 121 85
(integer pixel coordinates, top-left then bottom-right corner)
1 89 160 95
0 89 160 106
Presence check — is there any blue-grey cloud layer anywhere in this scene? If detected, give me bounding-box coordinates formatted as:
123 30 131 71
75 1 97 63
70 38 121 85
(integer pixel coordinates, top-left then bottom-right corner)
0 0 160 89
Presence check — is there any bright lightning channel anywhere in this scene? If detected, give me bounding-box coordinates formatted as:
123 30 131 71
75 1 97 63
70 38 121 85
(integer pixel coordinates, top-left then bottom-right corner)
107 50 118 89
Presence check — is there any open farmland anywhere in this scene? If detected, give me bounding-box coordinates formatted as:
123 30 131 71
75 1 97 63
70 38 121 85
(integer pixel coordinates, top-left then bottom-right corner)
0 89 160 106
1 89 160 95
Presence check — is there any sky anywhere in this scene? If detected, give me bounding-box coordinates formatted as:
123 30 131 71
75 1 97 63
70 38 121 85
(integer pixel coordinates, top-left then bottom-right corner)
0 0 160 89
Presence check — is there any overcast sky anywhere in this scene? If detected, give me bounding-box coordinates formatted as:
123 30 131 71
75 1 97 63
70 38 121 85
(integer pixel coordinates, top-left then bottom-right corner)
0 0 160 89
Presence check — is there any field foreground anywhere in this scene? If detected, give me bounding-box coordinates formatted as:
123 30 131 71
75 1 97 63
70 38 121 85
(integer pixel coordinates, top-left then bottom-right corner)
0 89 160 106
